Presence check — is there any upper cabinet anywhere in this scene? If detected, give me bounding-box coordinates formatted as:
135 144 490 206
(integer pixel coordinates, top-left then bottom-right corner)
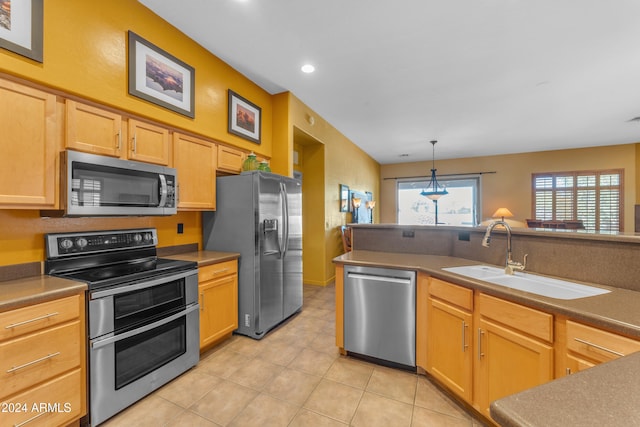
66 100 123 157
217 145 244 174
0 78 58 208
66 100 170 166
173 133 217 210
128 119 170 166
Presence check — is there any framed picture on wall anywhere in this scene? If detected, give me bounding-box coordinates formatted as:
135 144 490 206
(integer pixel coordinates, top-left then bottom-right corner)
128 31 195 118
228 89 262 144
340 184 350 212
0 0 43 62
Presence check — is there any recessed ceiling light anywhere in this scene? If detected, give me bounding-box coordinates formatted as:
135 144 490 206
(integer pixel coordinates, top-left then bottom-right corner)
301 64 315 74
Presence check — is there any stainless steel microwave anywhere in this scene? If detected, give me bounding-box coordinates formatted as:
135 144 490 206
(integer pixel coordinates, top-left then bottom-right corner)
58 150 177 216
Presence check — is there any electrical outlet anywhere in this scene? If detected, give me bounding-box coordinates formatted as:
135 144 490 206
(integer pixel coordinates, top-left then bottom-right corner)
177 223 184 234
402 230 415 238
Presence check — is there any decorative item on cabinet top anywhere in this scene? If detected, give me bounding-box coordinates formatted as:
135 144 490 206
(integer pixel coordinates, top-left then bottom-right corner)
228 89 262 144
128 31 195 118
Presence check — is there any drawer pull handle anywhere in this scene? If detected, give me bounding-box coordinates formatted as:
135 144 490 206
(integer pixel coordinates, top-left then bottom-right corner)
574 338 625 357
14 411 47 427
212 268 229 274
6 352 61 373
477 328 485 360
4 312 59 329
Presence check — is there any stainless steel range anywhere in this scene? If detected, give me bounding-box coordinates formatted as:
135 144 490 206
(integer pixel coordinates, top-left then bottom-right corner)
44 228 199 426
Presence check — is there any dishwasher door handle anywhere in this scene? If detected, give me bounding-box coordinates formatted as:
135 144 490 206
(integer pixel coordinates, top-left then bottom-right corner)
346 273 412 285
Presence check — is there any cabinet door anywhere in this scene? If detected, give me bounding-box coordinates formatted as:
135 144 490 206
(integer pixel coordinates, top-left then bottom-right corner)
217 145 244 174
199 274 238 349
128 119 170 165
427 296 473 402
475 318 553 418
0 79 57 208
66 100 123 157
173 133 217 210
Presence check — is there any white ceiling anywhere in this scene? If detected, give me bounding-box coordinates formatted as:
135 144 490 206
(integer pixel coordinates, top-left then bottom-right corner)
139 0 640 164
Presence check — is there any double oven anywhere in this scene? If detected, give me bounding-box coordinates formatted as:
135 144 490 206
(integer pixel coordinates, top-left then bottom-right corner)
45 228 199 426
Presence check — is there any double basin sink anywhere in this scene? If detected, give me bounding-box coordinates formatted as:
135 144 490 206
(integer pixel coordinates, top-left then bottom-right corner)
442 265 610 300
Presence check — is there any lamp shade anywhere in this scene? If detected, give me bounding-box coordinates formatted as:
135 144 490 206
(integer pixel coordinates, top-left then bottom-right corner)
492 208 514 220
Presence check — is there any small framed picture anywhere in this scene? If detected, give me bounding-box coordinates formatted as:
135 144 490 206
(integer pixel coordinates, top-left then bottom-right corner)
128 31 195 118
340 184 350 212
0 0 43 62
228 89 261 144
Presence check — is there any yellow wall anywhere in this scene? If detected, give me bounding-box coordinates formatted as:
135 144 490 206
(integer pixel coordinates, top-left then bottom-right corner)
289 95 380 285
381 144 638 231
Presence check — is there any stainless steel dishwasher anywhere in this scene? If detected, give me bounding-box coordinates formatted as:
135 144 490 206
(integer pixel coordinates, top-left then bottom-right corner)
343 265 416 368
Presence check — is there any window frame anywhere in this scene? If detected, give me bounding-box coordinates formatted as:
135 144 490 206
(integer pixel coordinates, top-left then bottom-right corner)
531 169 624 232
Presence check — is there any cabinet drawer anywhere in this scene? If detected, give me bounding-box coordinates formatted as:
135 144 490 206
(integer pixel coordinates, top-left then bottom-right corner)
1 368 83 427
566 320 640 363
0 321 81 399
478 293 553 343
0 295 80 341
217 145 244 173
199 260 238 282
429 278 473 311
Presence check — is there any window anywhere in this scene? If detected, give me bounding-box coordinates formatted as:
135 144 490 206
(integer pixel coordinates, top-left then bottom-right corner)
397 175 481 226
532 170 623 231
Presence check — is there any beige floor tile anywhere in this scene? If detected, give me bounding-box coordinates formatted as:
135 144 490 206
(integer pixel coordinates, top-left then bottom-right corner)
156 369 222 408
224 335 266 357
351 391 414 427
226 357 283 390
309 332 341 355
228 393 299 427
189 379 259 426
263 368 322 405
100 395 183 427
414 376 470 420
366 365 418 404
259 338 304 366
325 357 374 389
197 347 253 379
411 406 474 427
166 410 222 427
289 347 339 376
303 379 363 423
289 409 349 427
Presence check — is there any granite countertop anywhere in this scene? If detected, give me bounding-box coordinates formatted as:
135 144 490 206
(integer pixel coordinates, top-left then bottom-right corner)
0 275 87 313
334 250 640 338
164 250 239 266
490 352 640 426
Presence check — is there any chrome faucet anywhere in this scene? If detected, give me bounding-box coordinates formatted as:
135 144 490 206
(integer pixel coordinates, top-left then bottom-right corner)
482 220 528 275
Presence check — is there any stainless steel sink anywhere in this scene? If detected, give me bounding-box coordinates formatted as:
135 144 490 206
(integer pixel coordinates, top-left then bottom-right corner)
442 265 610 300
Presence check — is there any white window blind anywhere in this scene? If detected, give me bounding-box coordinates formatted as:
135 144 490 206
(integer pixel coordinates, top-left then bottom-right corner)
532 170 623 231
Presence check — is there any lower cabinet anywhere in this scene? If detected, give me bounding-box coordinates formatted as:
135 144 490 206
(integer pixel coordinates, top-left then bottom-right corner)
475 293 554 418
198 259 239 350
559 318 640 376
0 294 86 426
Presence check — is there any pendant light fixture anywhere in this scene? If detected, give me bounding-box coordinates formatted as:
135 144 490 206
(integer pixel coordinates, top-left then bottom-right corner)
420 140 448 200
420 140 448 225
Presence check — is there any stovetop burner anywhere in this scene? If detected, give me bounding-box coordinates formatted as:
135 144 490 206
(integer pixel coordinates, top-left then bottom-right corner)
44 228 197 291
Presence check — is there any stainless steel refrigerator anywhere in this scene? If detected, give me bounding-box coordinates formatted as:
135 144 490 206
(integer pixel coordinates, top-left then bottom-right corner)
202 171 303 339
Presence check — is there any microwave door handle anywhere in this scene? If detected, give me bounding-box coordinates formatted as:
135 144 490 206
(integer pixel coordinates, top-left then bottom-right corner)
158 174 168 207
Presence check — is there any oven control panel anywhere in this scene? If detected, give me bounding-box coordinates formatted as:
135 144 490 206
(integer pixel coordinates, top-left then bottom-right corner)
46 228 158 257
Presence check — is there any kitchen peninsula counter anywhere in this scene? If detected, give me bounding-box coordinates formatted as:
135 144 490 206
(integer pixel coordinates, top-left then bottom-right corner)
334 250 640 338
0 275 86 312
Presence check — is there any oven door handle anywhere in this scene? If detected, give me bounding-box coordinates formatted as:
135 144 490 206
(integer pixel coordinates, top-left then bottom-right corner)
91 304 198 350
91 270 197 299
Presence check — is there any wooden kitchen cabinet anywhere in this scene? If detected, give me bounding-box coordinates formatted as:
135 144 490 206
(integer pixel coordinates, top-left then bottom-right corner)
173 133 217 210
198 260 238 350
559 319 640 376
474 293 554 419
217 145 244 174
66 99 124 157
128 118 171 165
0 78 58 208
426 278 474 402
0 294 86 426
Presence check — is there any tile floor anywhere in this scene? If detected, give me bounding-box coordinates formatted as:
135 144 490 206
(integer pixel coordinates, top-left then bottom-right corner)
102 284 485 427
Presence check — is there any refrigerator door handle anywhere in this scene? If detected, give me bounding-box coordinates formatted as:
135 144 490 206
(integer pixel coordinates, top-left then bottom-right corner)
281 182 290 257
